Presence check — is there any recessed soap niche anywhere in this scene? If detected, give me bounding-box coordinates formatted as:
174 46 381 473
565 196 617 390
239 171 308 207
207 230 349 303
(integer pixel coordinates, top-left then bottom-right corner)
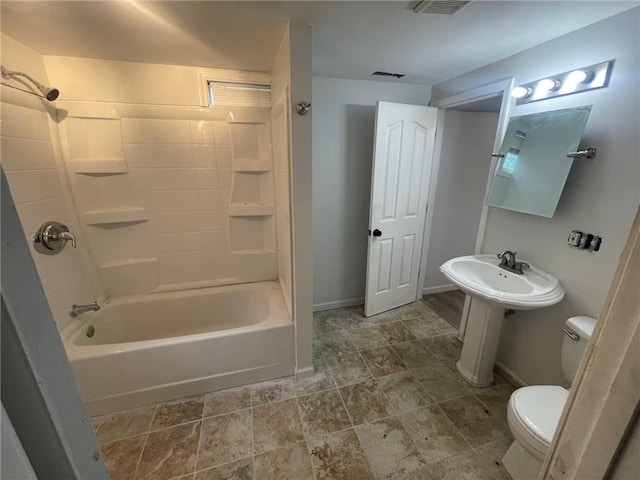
227 118 275 254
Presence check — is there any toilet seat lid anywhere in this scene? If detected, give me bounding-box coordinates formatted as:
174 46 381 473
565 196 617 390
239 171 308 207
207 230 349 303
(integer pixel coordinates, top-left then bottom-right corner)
511 385 569 445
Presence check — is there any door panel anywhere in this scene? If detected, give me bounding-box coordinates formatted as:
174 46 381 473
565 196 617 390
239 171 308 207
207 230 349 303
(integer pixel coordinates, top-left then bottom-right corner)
365 102 438 317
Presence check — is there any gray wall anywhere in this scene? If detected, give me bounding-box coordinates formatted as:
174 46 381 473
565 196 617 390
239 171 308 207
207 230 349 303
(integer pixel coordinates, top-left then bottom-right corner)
424 110 499 289
312 77 431 309
431 8 640 385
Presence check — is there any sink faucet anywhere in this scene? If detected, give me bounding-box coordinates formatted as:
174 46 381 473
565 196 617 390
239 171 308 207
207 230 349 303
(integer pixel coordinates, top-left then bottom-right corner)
70 301 100 318
497 250 530 275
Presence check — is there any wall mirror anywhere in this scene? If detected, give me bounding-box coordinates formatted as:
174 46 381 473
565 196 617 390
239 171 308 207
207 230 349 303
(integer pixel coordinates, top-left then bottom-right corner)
487 105 592 217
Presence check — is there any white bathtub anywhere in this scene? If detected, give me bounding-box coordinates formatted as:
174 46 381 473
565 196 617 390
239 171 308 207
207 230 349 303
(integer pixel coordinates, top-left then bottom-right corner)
65 281 294 415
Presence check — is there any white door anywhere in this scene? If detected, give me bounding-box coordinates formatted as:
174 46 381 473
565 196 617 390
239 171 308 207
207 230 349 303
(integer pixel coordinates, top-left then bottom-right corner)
365 101 438 317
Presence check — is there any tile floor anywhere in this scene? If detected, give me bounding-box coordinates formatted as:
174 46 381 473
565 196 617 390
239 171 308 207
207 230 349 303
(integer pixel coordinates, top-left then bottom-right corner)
422 290 466 330
92 300 515 480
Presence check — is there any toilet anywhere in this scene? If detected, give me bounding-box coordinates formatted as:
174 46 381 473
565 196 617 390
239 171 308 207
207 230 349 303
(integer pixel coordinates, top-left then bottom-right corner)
502 316 597 480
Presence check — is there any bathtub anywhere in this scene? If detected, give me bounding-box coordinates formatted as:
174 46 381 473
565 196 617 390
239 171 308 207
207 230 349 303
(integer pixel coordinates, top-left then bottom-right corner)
65 281 294 415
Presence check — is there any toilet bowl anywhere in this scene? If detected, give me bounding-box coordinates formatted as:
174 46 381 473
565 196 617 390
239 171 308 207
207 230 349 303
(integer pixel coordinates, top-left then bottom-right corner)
502 316 597 480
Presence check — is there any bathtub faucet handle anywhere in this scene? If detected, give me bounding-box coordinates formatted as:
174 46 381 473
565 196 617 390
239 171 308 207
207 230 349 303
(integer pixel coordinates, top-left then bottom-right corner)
57 230 77 248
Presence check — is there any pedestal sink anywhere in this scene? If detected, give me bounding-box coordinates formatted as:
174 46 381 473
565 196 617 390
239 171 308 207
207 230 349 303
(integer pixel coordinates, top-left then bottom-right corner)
440 255 564 387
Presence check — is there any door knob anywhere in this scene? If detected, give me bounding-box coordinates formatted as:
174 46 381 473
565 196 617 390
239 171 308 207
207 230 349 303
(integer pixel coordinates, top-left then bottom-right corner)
372 229 382 237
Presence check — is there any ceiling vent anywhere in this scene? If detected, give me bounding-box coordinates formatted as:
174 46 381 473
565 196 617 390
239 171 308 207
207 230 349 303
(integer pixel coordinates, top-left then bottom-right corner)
413 0 471 15
372 71 405 79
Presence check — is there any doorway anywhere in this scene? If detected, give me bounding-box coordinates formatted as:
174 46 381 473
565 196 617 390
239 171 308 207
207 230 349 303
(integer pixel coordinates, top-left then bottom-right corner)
425 78 514 337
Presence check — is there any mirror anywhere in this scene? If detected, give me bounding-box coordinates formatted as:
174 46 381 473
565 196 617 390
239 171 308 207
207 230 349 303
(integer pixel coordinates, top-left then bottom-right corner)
487 105 592 218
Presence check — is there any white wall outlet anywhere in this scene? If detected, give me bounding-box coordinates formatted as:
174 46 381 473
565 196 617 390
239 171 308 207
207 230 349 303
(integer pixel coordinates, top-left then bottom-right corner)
568 230 582 247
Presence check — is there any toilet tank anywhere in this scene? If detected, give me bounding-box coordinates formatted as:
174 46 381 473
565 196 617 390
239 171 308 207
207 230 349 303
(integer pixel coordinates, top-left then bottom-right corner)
561 316 598 384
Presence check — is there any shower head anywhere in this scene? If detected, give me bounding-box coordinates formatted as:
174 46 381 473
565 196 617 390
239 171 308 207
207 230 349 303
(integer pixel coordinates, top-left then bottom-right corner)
1 65 60 101
42 85 60 101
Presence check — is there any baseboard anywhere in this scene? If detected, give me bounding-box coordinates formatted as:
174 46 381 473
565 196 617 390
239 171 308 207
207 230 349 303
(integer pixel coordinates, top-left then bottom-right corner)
495 361 527 389
295 365 315 379
422 284 458 296
313 297 364 312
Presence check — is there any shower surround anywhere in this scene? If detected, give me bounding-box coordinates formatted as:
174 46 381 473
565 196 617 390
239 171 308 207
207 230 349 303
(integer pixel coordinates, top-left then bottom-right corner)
1 39 297 415
58 102 278 295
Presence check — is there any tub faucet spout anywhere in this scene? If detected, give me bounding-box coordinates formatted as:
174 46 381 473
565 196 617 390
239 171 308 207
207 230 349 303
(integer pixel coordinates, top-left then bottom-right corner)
70 301 100 318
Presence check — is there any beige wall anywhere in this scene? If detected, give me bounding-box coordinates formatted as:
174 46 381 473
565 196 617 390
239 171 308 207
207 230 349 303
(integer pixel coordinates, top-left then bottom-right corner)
43 56 202 106
431 8 640 386
1 35 104 333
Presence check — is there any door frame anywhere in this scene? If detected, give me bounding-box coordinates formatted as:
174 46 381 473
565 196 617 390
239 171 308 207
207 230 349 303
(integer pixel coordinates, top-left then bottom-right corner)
420 77 515 339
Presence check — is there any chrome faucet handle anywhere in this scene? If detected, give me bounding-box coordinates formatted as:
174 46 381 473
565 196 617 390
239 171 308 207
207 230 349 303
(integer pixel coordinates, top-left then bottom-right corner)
34 221 77 254
57 231 77 248
497 250 513 261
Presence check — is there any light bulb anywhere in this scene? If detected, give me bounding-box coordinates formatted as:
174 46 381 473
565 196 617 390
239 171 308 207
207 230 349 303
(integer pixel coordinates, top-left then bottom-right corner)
511 86 531 99
567 70 593 85
537 78 560 91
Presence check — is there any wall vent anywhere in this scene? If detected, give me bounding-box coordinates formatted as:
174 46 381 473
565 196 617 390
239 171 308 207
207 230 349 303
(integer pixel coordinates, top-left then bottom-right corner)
413 0 471 15
372 71 406 79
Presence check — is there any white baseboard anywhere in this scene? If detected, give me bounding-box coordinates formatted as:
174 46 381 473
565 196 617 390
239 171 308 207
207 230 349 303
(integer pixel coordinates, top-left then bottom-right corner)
313 297 364 312
422 284 458 296
495 361 527 388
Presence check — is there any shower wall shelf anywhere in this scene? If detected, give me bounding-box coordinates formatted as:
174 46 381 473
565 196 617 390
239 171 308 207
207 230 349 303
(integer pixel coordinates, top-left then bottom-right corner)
232 249 277 255
82 207 148 226
69 158 128 175
227 204 275 216
99 257 158 269
232 160 272 173
98 257 158 296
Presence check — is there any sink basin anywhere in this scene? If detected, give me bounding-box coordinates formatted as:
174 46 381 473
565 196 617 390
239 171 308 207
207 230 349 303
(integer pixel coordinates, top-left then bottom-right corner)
440 254 564 310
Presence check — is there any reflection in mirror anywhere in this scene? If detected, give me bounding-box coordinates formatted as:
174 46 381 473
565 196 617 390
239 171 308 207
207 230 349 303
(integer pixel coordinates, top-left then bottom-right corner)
487 105 592 218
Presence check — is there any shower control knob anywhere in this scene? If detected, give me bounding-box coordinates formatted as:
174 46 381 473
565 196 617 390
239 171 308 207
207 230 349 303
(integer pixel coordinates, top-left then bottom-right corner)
34 221 77 255
372 229 382 237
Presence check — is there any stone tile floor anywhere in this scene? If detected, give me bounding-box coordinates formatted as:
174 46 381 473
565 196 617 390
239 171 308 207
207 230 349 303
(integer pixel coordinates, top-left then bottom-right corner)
92 300 515 479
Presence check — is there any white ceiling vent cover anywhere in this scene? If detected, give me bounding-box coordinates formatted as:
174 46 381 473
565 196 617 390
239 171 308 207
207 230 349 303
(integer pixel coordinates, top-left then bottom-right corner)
413 0 471 15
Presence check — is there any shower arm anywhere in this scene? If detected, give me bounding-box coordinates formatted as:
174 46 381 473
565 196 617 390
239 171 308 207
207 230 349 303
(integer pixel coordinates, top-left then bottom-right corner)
0 65 60 101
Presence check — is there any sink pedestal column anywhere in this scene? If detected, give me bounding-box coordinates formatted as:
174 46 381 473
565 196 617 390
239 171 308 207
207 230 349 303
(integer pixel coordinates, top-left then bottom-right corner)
456 297 504 387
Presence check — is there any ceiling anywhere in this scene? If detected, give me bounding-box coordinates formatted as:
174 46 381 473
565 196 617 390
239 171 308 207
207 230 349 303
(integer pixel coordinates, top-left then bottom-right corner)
1 1 637 86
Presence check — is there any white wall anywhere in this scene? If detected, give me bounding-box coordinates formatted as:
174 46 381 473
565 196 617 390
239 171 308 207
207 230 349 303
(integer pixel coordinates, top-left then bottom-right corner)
431 8 640 386
1 35 104 333
288 24 314 373
312 77 431 309
423 110 499 289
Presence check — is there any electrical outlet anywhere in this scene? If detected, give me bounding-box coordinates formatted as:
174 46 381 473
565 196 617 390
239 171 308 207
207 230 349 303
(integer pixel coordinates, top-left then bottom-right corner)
568 230 582 247
568 229 602 252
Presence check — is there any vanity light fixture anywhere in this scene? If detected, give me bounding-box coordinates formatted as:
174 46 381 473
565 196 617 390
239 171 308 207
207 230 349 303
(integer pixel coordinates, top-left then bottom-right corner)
511 60 614 105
